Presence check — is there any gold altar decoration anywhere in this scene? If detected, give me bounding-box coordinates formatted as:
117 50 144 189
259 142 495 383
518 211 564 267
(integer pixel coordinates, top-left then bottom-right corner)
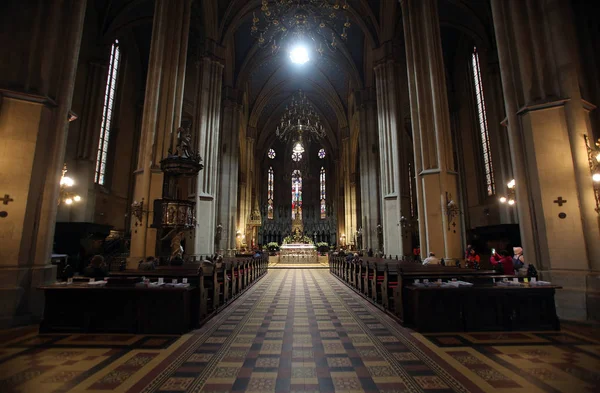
291 204 303 234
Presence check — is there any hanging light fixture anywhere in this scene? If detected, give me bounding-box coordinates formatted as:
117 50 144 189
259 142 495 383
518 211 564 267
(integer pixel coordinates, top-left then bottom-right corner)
499 179 516 206
59 163 81 206
276 90 326 143
251 0 351 59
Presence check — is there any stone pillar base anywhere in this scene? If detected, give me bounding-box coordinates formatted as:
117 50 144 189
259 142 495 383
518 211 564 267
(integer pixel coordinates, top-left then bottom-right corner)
540 269 600 322
0 265 57 329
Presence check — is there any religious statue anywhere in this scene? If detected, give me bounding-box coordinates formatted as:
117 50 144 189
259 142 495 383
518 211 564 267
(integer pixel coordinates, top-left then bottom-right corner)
377 224 383 252
170 231 185 260
161 228 186 262
176 128 194 159
292 228 302 242
215 223 223 249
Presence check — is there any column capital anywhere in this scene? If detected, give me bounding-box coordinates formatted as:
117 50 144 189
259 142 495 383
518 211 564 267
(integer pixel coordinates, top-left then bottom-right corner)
340 127 350 139
353 87 377 110
193 38 225 65
223 86 243 111
373 43 403 66
349 172 358 185
195 52 224 71
246 126 257 140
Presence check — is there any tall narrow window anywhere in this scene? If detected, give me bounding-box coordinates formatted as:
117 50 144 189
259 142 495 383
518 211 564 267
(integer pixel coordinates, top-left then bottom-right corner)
408 161 414 217
320 167 326 219
472 46 495 196
291 170 302 219
267 167 274 219
95 40 121 185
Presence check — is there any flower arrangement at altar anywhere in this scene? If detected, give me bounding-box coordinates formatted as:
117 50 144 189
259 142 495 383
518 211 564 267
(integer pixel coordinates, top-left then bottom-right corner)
282 234 313 245
267 242 280 252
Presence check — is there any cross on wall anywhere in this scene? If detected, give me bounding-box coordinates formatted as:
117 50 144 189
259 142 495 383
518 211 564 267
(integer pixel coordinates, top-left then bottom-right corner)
553 197 567 207
2 194 14 205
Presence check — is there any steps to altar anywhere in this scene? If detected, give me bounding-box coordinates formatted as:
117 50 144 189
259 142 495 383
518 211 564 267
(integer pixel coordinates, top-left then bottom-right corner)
268 254 329 268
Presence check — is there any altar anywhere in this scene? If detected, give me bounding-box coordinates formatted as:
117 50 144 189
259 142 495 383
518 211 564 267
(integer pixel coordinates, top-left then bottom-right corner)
279 243 318 264
277 206 319 265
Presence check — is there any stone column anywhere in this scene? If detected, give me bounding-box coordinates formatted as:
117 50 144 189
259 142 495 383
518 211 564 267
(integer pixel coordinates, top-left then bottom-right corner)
242 134 256 244
341 136 357 247
374 61 405 256
217 87 242 253
0 0 87 327
130 0 191 261
357 88 381 251
491 0 600 320
334 156 344 246
192 56 224 255
401 0 461 259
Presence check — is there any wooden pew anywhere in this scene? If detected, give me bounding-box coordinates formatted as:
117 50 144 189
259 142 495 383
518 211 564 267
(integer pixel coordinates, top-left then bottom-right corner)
39 284 195 334
109 256 267 326
392 265 514 325
381 262 399 310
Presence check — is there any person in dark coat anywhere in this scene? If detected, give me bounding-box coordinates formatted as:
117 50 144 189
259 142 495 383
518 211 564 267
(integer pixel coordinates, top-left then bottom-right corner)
83 255 108 279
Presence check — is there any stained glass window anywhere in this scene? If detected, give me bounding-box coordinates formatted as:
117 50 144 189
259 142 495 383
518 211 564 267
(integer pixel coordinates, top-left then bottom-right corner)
268 149 276 159
320 167 326 219
292 151 302 162
408 161 415 217
291 170 302 219
318 148 326 159
267 167 274 219
472 46 495 196
95 40 120 185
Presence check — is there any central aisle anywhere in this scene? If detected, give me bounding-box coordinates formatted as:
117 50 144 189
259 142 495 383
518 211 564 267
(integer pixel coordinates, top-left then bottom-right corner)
2 270 597 392
142 269 480 393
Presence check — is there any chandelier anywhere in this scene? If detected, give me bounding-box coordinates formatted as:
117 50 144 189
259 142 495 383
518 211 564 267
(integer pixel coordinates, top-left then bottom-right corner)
251 0 351 58
59 163 81 206
276 90 326 144
499 179 516 206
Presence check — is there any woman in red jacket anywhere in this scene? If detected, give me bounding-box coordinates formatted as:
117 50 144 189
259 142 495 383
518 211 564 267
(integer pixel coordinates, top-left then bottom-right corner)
490 250 515 275
466 248 481 269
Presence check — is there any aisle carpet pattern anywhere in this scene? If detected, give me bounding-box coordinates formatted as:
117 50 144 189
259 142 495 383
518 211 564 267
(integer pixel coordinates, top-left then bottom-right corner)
0 269 598 393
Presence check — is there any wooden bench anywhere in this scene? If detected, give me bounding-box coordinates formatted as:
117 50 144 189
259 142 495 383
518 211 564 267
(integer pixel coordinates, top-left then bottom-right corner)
393 266 515 325
39 284 196 334
108 256 267 326
406 284 561 332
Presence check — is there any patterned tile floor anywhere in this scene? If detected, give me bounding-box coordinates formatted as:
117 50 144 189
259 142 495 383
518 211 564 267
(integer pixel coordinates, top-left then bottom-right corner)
0 269 598 392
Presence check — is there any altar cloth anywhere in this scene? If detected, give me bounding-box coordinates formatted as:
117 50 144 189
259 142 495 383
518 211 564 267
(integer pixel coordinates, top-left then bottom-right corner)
279 243 318 264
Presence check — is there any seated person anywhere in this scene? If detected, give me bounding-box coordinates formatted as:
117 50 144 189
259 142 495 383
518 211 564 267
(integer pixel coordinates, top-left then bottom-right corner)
170 256 184 266
83 255 108 279
466 248 481 269
60 263 74 280
138 256 157 270
422 252 440 265
513 247 527 274
490 250 515 275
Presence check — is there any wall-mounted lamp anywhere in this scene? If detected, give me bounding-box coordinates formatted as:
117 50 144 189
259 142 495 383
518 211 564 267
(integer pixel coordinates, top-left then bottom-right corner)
499 179 516 206
445 192 460 230
130 198 149 227
584 135 600 213
59 163 81 206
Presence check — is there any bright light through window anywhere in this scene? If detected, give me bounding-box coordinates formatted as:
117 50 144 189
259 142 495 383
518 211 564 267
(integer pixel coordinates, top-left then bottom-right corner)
290 46 309 64
472 46 495 196
95 40 120 185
